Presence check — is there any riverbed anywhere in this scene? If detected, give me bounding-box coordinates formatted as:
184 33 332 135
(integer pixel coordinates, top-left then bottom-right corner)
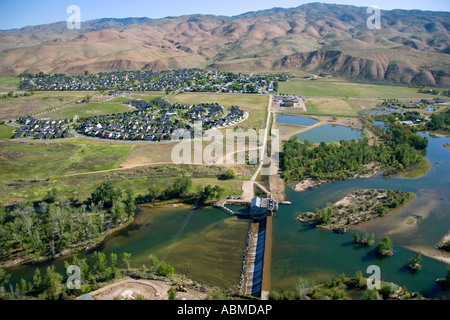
6 132 450 299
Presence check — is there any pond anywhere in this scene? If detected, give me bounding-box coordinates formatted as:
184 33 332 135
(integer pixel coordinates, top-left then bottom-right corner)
291 124 364 143
276 115 318 127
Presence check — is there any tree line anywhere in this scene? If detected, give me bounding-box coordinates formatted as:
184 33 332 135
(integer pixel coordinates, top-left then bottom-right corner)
426 107 450 132
139 176 225 206
281 124 429 183
0 252 176 300
0 181 136 268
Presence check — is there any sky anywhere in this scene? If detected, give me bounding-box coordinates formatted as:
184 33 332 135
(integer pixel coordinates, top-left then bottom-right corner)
0 0 449 30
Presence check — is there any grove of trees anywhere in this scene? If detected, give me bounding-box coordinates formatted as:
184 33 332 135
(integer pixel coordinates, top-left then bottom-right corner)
0 181 136 268
281 124 429 183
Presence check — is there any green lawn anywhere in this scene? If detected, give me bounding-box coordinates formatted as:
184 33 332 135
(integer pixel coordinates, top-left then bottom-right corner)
0 76 19 92
279 78 437 99
0 124 14 139
40 103 134 120
0 140 135 181
167 93 269 129
0 91 91 121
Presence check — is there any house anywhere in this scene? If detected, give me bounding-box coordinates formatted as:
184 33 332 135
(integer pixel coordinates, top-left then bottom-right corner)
250 196 279 218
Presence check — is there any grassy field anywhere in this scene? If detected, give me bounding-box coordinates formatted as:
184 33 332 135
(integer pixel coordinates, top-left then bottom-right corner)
0 91 93 121
191 177 244 198
0 124 14 139
279 98 360 117
0 140 135 181
0 76 19 92
39 102 134 120
167 92 269 130
305 98 359 117
275 123 308 137
279 78 437 99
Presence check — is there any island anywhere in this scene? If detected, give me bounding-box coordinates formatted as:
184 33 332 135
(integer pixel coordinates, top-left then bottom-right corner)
297 189 416 233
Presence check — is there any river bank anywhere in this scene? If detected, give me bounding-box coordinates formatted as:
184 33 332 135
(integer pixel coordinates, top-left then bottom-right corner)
294 163 381 193
0 218 134 269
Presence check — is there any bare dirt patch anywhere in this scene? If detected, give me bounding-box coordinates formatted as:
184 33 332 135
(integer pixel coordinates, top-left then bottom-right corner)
90 277 207 300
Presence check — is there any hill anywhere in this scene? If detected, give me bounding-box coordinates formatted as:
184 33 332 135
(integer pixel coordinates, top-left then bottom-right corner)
0 3 449 86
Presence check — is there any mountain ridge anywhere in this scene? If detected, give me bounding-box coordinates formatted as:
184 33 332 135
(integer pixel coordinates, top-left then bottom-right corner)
1 3 449 86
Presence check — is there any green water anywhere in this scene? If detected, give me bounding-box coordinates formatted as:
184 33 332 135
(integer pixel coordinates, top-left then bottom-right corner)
271 133 450 299
291 124 364 143
7 204 249 291
6 134 450 299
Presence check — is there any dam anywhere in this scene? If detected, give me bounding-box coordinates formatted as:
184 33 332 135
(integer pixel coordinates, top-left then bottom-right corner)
222 196 277 299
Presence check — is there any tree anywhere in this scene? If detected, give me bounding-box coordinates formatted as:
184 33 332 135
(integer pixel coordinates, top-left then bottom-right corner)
355 271 364 288
169 177 192 198
120 252 131 270
0 206 6 224
361 289 382 300
407 252 422 271
156 261 175 277
168 287 177 300
123 189 136 217
45 188 58 203
43 266 64 299
89 251 108 279
224 168 237 180
148 184 163 201
376 237 394 256
296 277 315 300
110 201 127 226
33 268 42 291
0 268 11 287
90 181 122 209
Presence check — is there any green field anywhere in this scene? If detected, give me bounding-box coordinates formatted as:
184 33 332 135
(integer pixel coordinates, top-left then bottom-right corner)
40 102 134 120
0 76 19 92
0 124 14 139
0 91 92 121
167 92 269 129
0 140 134 181
279 78 437 99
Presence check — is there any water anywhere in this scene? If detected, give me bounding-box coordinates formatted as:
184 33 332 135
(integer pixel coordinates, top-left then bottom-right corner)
276 115 318 127
6 133 450 299
271 133 450 299
6 204 249 290
291 124 364 143
373 121 390 132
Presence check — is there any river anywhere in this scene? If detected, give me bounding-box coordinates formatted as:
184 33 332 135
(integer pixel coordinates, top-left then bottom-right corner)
5 128 450 299
271 132 450 299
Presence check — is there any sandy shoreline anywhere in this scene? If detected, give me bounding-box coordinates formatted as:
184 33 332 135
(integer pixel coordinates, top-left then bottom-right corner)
294 165 380 193
405 245 450 265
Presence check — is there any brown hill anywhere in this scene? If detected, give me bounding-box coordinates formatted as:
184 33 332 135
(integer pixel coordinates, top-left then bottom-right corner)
0 3 449 86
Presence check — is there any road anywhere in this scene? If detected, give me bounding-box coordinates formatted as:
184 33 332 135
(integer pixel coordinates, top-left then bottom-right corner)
242 95 274 201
